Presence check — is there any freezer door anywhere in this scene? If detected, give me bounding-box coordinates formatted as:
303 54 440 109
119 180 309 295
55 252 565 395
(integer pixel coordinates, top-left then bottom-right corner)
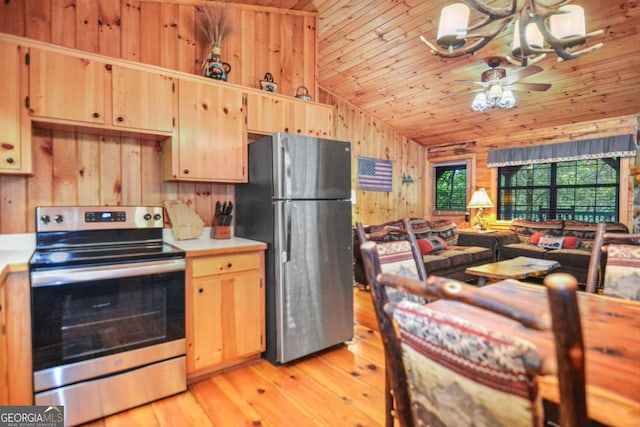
272 133 351 200
274 199 353 363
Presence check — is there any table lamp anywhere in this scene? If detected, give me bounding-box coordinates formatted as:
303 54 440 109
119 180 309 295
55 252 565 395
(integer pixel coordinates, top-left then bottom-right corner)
467 188 494 230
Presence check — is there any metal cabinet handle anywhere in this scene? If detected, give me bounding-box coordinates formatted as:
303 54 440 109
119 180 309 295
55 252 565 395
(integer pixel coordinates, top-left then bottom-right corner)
198 288 203 293
92 112 100 118
227 263 232 268
6 157 14 164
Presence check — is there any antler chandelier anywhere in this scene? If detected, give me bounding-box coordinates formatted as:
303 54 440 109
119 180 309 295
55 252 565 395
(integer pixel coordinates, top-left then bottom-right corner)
420 0 604 66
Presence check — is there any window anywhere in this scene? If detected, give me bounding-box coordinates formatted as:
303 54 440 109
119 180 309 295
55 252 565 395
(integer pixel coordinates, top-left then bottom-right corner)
497 158 620 222
434 163 467 211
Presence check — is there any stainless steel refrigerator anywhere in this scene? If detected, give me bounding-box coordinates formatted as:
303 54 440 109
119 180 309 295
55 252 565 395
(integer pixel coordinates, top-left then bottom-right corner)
235 132 354 364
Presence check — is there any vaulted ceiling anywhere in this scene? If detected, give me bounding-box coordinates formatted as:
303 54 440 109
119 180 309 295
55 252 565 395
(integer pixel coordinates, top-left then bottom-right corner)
236 1 640 147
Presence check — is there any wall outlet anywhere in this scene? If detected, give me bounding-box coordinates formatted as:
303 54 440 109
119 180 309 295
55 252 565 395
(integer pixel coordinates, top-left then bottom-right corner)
464 212 470 222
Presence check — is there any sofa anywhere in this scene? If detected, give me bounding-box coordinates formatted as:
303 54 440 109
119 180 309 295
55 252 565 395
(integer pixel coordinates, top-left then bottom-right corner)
499 219 629 285
354 218 498 285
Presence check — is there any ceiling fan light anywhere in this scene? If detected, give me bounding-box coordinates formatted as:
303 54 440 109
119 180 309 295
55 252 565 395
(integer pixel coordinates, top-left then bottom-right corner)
550 5 586 40
436 3 470 49
487 84 503 104
511 19 544 57
471 92 488 111
499 90 516 108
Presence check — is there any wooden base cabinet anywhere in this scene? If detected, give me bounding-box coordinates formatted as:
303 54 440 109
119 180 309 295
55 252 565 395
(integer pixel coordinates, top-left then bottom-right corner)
0 271 32 405
186 250 265 379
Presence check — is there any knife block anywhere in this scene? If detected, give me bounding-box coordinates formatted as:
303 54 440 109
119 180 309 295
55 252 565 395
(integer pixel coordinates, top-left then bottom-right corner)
212 225 231 239
211 216 232 239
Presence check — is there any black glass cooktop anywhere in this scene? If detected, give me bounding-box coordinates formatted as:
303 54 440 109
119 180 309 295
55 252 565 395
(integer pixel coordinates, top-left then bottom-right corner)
30 242 185 270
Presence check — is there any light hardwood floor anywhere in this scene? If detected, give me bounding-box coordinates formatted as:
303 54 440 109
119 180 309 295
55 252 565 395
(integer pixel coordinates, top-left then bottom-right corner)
82 288 385 427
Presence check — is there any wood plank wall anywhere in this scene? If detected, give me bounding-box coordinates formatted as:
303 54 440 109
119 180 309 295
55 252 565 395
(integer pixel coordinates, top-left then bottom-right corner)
320 90 426 225
0 0 319 233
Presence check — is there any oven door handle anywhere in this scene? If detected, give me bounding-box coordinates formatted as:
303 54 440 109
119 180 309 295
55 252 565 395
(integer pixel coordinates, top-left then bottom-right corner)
31 259 186 287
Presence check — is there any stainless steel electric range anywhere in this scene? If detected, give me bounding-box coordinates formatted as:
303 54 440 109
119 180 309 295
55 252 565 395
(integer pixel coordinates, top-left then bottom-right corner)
29 206 186 426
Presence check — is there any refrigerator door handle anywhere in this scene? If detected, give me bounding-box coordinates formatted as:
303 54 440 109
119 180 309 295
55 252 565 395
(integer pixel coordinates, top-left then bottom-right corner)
277 202 291 263
285 205 292 262
279 137 292 197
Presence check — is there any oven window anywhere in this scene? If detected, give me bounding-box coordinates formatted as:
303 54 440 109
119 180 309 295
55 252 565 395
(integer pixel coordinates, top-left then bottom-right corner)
32 270 184 371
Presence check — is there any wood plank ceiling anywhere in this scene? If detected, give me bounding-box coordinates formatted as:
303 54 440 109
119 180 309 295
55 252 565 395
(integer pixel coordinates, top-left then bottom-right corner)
233 1 640 147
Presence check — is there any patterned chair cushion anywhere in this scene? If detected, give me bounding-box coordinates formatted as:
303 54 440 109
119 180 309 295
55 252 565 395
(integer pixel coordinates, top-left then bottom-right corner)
376 240 426 304
392 300 542 427
510 220 563 244
603 244 640 301
427 219 459 246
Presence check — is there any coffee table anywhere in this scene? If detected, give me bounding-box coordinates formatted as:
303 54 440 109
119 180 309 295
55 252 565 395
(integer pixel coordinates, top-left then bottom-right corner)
465 256 560 286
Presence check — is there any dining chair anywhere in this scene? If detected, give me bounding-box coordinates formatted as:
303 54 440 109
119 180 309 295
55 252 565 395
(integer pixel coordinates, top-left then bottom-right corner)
357 219 427 427
361 241 588 427
586 222 640 300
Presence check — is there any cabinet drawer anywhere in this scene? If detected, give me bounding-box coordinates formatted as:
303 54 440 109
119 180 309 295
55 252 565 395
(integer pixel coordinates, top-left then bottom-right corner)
192 252 260 277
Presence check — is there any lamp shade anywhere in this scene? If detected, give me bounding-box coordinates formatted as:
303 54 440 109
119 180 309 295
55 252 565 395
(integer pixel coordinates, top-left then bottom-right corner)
437 3 470 48
467 188 494 208
550 5 586 39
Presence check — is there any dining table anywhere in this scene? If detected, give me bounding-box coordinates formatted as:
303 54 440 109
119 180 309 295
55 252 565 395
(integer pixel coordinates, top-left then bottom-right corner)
426 279 640 427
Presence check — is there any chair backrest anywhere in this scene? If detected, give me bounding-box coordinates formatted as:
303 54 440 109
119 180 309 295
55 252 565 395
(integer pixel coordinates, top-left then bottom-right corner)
586 222 640 299
356 219 427 303
365 263 587 427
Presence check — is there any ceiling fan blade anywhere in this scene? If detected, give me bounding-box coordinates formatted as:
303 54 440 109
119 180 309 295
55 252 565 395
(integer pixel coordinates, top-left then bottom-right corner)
455 79 488 87
510 82 552 92
504 65 543 84
440 88 483 101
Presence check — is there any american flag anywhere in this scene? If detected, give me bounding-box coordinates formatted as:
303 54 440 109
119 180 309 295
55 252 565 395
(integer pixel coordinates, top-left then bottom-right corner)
357 156 393 192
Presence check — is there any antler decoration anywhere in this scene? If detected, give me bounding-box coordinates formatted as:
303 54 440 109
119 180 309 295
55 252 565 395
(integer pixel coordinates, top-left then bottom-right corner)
421 0 604 66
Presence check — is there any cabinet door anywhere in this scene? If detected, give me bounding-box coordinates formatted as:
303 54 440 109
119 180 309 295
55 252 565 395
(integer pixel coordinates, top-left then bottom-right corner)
0 271 32 405
0 40 28 173
112 66 175 133
246 91 293 134
192 270 263 371
177 80 246 182
291 99 334 137
28 48 105 124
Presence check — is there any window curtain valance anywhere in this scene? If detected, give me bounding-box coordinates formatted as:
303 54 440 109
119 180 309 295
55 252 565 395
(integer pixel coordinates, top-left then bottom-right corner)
487 134 636 167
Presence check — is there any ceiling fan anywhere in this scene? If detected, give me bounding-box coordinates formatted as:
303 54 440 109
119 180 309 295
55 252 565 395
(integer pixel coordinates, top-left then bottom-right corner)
455 57 552 111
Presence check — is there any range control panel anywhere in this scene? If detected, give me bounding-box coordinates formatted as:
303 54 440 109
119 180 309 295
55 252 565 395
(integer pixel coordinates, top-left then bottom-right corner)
35 206 165 232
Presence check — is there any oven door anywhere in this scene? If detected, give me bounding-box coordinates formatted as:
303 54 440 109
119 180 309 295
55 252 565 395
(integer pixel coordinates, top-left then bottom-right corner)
31 259 185 375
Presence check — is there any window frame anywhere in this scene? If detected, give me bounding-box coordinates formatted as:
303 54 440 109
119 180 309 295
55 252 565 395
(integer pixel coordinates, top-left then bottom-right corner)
496 158 622 222
429 156 475 215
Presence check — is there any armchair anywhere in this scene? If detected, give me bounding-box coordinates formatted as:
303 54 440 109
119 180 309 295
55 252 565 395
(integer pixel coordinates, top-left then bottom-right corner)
586 222 640 300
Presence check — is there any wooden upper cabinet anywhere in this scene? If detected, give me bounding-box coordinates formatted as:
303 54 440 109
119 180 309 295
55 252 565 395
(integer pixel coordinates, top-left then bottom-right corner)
28 47 106 125
291 100 334 138
166 79 246 182
0 39 31 174
111 66 175 133
246 91 334 138
246 91 292 134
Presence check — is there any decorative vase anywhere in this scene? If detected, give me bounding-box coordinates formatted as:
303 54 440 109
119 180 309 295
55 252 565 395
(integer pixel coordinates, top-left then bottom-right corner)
203 46 231 81
259 72 278 93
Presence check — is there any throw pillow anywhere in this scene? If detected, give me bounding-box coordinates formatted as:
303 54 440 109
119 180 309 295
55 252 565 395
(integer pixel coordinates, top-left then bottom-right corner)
538 236 564 250
419 236 448 253
562 236 580 249
530 232 545 245
426 220 459 246
417 238 433 255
